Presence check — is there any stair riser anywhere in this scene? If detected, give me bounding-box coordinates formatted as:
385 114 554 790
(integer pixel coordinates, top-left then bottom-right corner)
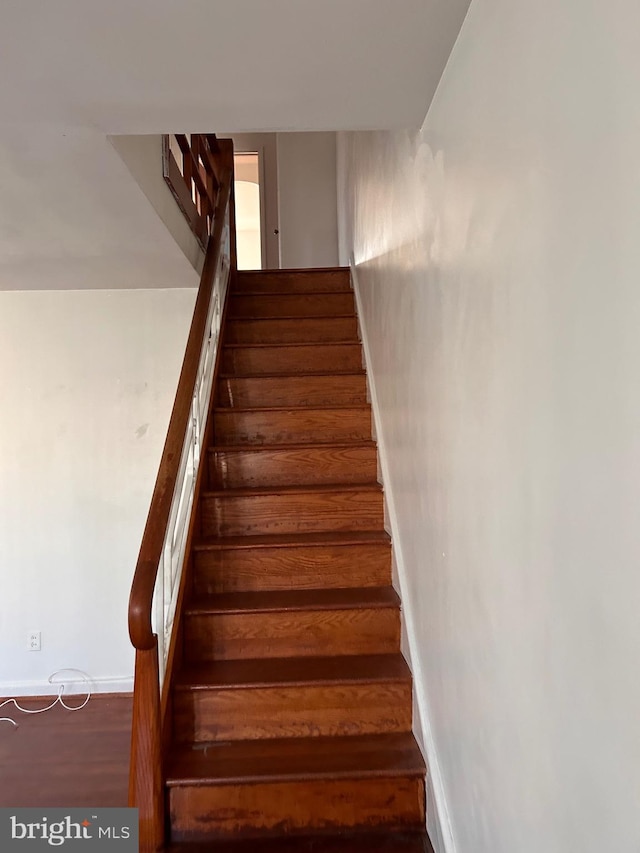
213 409 372 446
222 344 362 375
173 681 412 742
225 317 359 345
193 543 392 595
235 270 351 293
230 293 355 318
216 374 368 409
209 445 378 489
184 607 400 661
169 777 425 840
200 490 383 537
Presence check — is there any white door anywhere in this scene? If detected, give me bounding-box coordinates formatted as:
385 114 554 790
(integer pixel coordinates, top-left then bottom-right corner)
229 133 280 269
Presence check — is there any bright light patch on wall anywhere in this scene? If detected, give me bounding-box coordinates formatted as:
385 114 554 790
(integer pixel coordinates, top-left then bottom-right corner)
234 153 262 270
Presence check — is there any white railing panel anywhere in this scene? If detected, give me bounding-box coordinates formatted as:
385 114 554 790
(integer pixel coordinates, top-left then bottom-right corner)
151 206 230 685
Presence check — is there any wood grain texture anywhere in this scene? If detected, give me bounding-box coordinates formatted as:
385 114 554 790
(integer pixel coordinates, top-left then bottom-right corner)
174 682 411 742
235 269 351 293
229 293 355 318
221 343 363 375
175 653 411 689
162 264 425 846
167 733 425 839
184 600 400 662
213 407 372 446
216 374 367 408
168 732 424 785
209 443 378 489
173 655 412 742
128 646 164 852
166 831 433 853
199 484 384 537
0 694 130 808
192 532 392 594
187 587 400 614
169 776 425 840
225 317 359 345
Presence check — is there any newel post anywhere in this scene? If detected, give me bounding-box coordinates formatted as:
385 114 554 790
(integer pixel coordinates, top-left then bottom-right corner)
129 643 164 852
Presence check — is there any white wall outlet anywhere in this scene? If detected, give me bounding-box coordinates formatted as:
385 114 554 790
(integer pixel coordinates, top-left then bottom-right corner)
27 631 41 651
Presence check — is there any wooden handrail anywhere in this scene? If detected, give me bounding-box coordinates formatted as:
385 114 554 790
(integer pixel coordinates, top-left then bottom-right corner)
128 141 232 651
128 136 236 852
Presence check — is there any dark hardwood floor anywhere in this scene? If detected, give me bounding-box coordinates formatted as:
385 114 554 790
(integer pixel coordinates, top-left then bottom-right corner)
0 694 131 808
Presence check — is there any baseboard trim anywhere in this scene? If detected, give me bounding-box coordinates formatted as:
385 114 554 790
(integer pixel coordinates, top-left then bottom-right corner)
0 675 134 699
350 258 457 853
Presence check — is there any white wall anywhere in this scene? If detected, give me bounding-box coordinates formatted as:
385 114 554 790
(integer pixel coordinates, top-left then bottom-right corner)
0 1 471 133
229 131 340 270
277 132 339 268
0 288 196 695
337 2 640 852
109 134 204 274
0 125 201 293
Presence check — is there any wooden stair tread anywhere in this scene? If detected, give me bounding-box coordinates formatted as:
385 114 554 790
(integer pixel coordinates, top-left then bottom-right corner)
230 293 355 320
221 343 363 376
226 315 357 323
202 483 382 498
228 314 357 321
224 318 360 346
223 341 359 349
220 369 365 378
209 441 376 453
232 290 352 297
175 654 411 690
237 267 349 274
213 404 370 414
193 530 391 551
166 732 425 786
217 370 366 379
218 374 366 385
215 375 368 410
185 587 400 615
199 486 383 538
212 408 372 449
220 368 367 380
208 443 379 486
166 831 431 853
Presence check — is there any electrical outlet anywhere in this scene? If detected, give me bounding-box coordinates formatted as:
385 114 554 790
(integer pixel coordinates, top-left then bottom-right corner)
27 631 41 651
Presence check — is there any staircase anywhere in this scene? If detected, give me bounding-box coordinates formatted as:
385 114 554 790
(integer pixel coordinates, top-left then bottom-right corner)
165 267 427 847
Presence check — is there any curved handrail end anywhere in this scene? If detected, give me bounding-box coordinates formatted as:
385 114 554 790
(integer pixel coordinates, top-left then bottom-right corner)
128 559 157 650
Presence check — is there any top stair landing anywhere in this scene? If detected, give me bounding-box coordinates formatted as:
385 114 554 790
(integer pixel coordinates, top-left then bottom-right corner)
234 268 353 293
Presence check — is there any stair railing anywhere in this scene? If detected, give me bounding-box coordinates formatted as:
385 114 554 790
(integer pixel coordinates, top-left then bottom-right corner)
128 136 236 852
163 133 224 249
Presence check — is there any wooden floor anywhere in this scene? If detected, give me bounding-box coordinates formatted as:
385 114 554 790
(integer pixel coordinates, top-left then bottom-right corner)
0 692 435 852
167 832 434 853
0 694 131 808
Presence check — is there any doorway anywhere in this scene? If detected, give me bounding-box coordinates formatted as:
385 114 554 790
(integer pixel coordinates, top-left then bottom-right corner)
225 133 279 269
234 152 263 270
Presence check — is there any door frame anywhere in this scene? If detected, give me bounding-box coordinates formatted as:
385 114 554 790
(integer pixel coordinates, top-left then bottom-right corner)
227 133 280 270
